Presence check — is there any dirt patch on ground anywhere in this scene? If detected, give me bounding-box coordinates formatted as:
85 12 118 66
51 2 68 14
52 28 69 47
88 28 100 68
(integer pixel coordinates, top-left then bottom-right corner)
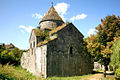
89 74 103 80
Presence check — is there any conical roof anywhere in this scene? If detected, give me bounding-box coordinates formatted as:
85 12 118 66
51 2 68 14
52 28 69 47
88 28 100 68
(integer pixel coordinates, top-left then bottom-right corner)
39 6 64 23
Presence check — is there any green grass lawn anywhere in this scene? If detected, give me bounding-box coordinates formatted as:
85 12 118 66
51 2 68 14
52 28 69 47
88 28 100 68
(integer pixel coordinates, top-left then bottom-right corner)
0 64 116 80
46 75 93 80
0 64 93 80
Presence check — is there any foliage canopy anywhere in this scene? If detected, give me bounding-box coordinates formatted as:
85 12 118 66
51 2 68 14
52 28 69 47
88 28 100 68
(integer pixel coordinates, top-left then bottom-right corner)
85 15 120 77
0 46 23 65
110 38 120 71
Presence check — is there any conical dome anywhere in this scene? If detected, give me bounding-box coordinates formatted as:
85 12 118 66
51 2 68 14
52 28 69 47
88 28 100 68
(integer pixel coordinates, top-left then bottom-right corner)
39 6 64 30
40 6 64 23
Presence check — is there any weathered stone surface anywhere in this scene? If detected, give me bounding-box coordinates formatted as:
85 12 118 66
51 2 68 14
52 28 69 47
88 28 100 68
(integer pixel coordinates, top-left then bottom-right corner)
40 20 64 30
46 23 93 77
21 6 93 78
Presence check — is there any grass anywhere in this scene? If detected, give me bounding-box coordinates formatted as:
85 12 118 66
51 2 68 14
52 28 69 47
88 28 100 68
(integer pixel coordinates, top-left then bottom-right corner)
46 74 93 80
0 64 116 80
0 64 42 80
49 24 66 35
0 64 93 80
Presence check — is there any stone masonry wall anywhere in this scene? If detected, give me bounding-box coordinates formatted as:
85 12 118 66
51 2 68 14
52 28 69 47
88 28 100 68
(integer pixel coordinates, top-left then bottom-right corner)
40 20 64 29
21 50 36 74
21 45 47 78
35 45 47 78
46 23 93 77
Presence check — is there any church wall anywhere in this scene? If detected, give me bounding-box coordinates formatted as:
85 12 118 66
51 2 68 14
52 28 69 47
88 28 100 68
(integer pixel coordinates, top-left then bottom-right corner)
21 31 38 75
46 23 93 77
21 51 29 69
21 50 36 74
35 45 47 78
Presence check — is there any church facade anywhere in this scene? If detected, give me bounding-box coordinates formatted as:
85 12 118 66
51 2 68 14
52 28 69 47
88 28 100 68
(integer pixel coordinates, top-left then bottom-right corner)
21 6 93 78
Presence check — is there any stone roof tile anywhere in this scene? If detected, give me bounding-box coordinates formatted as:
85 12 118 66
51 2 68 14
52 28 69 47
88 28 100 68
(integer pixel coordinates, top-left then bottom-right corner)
39 6 63 23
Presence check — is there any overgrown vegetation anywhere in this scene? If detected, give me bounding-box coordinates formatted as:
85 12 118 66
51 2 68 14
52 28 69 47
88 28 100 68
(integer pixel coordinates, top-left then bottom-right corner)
38 29 50 41
0 46 23 65
115 67 120 79
0 64 41 80
110 38 120 71
49 24 66 35
110 39 120 78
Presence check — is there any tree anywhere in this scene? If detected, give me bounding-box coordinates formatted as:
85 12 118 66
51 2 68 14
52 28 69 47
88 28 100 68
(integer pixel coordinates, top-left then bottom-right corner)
0 47 23 65
84 34 101 61
85 15 120 77
96 15 120 77
110 38 120 71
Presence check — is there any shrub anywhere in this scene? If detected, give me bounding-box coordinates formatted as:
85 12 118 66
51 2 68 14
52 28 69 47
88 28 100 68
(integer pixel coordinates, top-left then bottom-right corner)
0 74 13 80
110 39 120 71
115 67 120 79
0 64 42 80
0 48 23 65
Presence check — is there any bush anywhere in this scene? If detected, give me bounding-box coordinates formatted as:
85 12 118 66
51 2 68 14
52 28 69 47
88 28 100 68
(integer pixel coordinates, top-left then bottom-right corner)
0 48 23 65
0 74 13 80
115 67 120 79
0 64 41 80
110 39 120 71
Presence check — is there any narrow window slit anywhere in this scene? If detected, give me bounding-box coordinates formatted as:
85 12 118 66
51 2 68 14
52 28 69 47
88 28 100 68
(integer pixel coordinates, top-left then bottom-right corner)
69 47 73 54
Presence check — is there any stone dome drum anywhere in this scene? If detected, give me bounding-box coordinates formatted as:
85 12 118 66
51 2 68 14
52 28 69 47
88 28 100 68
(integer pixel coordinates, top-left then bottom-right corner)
39 6 64 30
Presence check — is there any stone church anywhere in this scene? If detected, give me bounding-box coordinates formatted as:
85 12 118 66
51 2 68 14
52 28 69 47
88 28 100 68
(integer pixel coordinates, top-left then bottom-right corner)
21 6 93 78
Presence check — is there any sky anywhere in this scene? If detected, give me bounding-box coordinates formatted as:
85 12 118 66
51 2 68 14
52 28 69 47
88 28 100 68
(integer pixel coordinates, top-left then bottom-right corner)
0 0 120 49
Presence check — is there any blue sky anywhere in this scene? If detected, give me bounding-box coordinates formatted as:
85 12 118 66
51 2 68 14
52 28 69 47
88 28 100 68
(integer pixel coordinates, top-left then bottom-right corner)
0 0 120 49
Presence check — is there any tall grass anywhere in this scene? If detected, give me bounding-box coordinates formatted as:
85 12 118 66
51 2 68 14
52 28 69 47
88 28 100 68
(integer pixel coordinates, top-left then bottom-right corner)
0 64 42 80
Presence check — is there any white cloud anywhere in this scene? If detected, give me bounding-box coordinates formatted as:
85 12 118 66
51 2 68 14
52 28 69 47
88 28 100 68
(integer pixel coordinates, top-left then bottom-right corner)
70 14 87 22
31 3 69 21
54 2 70 21
87 29 96 35
54 2 70 15
20 30 25 33
32 13 42 19
19 25 35 33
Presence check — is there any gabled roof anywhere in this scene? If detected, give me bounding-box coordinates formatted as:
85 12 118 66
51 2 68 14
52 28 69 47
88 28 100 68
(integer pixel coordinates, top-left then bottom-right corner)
31 23 84 46
5 43 15 49
39 6 64 23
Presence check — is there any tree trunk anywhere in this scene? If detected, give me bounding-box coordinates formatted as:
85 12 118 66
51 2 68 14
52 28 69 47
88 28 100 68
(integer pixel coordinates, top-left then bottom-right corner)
104 65 107 77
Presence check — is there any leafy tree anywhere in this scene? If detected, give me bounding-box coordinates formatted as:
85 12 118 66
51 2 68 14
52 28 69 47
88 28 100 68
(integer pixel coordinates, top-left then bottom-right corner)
0 47 23 65
85 15 120 77
84 35 101 61
110 38 120 71
96 15 120 77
